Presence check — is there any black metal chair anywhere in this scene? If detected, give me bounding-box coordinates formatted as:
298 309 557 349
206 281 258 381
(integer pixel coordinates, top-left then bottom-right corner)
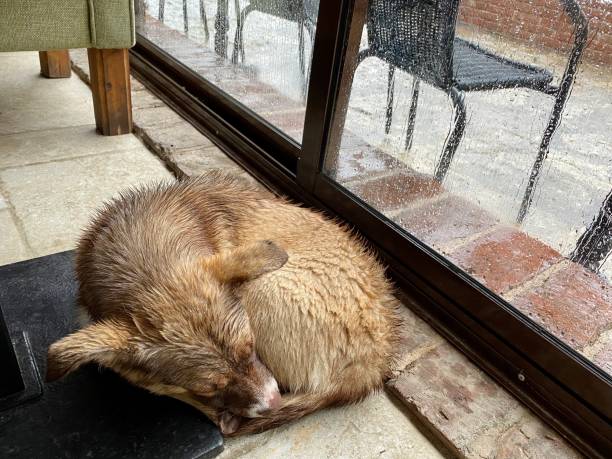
358 0 588 223
231 0 318 96
159 0 210 42
571 189 612 274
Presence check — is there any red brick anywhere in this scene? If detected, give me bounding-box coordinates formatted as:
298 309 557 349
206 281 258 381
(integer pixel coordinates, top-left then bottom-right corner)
388 342 523 456
449 227 562 294
326 145 407 182
490 414 583 459
512 263 612 349
393 195 499 250
346 171 444 211
392 304 442 374
457 0 612 64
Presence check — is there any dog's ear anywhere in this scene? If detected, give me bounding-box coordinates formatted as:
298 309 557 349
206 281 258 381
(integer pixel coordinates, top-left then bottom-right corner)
46 320 130 382
203 240 288 284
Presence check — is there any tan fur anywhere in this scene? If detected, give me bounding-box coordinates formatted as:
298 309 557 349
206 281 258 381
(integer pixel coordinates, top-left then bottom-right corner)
46 171 401 435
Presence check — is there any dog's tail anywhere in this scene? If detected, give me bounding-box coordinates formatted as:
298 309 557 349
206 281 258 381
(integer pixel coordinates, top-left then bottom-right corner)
227 387 368 436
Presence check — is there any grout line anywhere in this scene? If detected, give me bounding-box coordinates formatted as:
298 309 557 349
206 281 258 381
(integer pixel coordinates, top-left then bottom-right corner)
0 123 97 140
0 123 96 139
340 169 397 187
0 146 150 172
439 224 501 254
0 177 35 257
385 193 449 220
390 339 446 378
503 259 571 301
580 327 612 359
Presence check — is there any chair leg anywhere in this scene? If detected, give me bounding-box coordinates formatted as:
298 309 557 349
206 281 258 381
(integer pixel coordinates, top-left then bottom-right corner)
300 20 316 100
87 49 132 136
159 0 165 21
356 48 375 66
232 1 253 64
517 4 588 224
200 0 210 42
298 19 306 76
183 0 189 34
570 189 612 273
384 64 395 135
305 20 315 73
435 87 466 182
405 77 420 151
39 51 71 78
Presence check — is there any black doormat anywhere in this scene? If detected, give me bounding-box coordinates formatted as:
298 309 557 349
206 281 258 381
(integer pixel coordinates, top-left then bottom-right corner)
0 251 223 458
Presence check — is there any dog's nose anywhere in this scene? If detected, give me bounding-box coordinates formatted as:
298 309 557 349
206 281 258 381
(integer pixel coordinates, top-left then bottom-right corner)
267 390 281 410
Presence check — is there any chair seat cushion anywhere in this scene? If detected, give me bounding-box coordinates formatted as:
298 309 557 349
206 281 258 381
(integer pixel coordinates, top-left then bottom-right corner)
0 0 135 52
453 38 553 91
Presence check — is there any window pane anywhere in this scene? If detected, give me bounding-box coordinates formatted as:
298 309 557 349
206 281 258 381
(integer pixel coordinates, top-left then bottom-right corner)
324 0 611 374
136 0 319 143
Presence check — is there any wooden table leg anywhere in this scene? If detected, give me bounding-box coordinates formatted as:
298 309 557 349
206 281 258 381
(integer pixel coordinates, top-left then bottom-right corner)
87 48 133 136
39 50 71 78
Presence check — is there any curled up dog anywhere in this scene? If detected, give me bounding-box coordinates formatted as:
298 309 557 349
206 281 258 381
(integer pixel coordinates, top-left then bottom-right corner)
46 172 401 435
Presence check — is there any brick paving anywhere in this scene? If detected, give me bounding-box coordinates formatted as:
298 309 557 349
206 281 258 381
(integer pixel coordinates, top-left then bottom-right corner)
67 17 601 457
449 227 564 294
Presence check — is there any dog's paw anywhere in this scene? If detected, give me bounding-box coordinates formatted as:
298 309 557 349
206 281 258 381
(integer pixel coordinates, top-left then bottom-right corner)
219 412 242 435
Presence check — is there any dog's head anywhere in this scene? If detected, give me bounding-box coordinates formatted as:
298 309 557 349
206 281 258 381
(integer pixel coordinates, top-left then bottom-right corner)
47 240 287 421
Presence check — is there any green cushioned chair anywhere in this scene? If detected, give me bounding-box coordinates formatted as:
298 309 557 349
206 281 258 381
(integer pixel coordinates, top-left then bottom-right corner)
0 0 137 135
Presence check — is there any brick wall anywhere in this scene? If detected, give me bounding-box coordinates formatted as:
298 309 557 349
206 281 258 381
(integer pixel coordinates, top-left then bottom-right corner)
458 0 612 65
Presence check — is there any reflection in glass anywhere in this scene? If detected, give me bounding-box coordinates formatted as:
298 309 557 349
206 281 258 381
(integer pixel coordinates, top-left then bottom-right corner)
136 0 319 143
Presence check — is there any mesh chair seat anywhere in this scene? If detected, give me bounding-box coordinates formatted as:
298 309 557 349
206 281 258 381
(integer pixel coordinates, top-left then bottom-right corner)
249 0 303 21
453 39 553 91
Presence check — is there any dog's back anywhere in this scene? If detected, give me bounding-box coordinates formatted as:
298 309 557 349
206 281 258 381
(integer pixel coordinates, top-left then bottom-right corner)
76 174 268 320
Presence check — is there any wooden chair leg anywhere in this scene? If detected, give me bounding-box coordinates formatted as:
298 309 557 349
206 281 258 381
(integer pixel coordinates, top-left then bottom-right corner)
87 48 132 136
39 51 71 78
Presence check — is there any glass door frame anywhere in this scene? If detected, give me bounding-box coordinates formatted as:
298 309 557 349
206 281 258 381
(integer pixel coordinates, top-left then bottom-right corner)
129 0 612 455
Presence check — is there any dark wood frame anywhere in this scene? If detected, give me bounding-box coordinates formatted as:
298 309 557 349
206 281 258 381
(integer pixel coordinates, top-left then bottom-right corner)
129 0 612 456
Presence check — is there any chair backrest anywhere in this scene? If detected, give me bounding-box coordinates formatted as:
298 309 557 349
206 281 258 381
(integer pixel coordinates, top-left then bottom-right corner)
366 0 461 90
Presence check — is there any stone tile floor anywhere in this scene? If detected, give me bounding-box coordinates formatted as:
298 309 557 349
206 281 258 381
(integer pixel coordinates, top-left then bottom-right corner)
0 52 447 458
0 52 173 264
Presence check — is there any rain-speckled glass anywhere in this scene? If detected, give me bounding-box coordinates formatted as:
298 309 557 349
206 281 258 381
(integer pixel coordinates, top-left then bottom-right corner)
136 0 319 143
323 0 611 373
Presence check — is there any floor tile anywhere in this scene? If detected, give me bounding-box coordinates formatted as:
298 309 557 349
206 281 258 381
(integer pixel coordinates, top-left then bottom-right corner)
0 52 94 135
0 210 30 266
0 125 144 169
219 392 445 459
1 148 173 257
